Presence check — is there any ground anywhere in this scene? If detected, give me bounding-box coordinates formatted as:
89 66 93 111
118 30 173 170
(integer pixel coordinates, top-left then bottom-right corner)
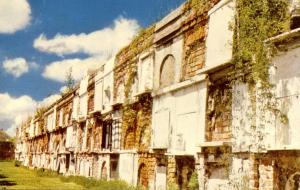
0 161 83 190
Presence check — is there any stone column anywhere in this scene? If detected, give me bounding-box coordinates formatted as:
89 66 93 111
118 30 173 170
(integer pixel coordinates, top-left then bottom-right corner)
249 154 259 190
258 159 275 190
196 154 206 190
167 155 176 185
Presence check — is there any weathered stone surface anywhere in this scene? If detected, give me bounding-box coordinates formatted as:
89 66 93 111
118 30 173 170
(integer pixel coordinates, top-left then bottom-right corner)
14 1 300 190
206 80 232 142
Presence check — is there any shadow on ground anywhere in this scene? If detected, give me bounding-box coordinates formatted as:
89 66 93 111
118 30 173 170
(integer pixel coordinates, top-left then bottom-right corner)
0 175 7 179
0 180 17 186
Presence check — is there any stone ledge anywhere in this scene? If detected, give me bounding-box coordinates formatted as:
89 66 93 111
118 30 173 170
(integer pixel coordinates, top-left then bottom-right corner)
78 116 87 123
199 141 232 147
149 147 168 153
155 4 184 32
154 4 185 43
134 90 152 98
89 110 101 115
208 0 233 16
265 27 300 44
267 145 300 151
165 151 195 156
139 50 154 60
152 74 207 97
196 62 231 75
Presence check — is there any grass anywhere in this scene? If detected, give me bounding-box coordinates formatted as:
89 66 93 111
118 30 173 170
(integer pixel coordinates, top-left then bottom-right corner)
59 176 136 190
0 161 83 190
0 161 138 190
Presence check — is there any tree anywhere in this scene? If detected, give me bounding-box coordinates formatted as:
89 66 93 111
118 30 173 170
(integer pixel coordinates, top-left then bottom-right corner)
65 67 75 92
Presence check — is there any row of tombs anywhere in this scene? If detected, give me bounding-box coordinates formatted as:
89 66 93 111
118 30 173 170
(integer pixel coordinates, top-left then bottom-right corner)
15 0 300 189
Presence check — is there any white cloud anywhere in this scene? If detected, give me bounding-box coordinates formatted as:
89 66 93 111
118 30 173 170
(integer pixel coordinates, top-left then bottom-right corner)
0 93 36 136
36 18 140 83
38 94 61 107
29 62 39 69
2 58 29 77
0 0 31 34
42 57 102 82
0 93 36 122
60 86 67 93
2 57 38 78
0 93 61 137
34 17 140 56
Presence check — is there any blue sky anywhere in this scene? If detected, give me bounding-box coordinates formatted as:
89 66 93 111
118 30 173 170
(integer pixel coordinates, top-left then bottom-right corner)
0 0 185 100
0 0 185 135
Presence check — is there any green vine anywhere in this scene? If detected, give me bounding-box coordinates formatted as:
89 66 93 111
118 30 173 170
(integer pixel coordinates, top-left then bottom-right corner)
116 26 155 66
116 25 155 150
233 0 290 128
35 106 47 119
136 94 152 150
234 0 290 82
121 63 138 142
184 0 219 16
187 171 199 190
124 64 137 103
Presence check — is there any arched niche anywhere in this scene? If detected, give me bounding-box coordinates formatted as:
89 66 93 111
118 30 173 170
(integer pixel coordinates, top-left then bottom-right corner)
160 54 176 88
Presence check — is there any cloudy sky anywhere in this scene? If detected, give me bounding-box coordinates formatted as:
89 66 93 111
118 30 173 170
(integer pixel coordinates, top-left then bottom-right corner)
0 0 185 136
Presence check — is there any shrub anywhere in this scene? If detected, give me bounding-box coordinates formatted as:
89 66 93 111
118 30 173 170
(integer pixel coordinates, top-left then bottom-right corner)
188 171 199 190
168 183 179 190
14 160 21 167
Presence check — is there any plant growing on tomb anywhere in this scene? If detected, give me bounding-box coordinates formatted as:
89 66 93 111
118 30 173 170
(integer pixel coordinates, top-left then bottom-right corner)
115 25 155 149
231 0 290 152
61 67 76 96
187 171 199 190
